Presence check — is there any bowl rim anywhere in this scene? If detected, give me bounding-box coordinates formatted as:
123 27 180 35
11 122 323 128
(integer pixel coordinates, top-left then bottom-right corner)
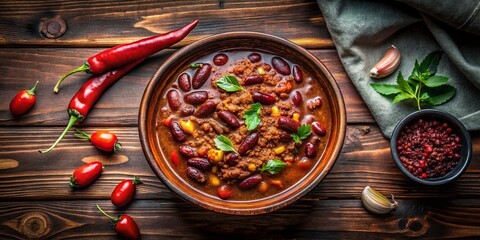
138 31 346 214
390 109 472 185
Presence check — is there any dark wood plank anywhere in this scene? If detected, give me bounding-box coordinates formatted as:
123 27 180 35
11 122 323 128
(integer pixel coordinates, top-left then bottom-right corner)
0 48 373 126
0 199 479 239
0 125 478 200
0 0 333 48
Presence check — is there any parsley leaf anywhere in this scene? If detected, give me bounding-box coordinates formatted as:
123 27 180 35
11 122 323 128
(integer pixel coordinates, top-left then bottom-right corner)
244 103 262 130
216 75 245 92
214 135 238 154
190 63 202 69
291 124 312 143
370 51 455 110
260 159 286 174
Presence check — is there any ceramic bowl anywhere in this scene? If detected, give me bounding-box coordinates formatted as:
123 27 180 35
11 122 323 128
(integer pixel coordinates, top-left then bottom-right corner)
139 32 346 214
390 109 472 185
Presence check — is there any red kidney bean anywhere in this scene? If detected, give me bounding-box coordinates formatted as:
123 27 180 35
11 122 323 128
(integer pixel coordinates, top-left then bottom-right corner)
192 63 212 89
170 120 186 142
177 73 191 92
305 142 317 158
252 91 276 105
248 53 262 63
244 75 264 85
238 174 262 190
271 57 291 75
225 152 239 166
301 115 315 125
167 89 181 111
217 110 240 128
238 132 259 155
213 53 228 66
292 65 303 83
184 91 208 105
312 122 326 136
187 157 212 171
279 131 293 142
291 91 303 106
179 145 198 158
307 96 322 110
180 104 195 116
277 116 300 132
194 101 217 118
186 166 206 183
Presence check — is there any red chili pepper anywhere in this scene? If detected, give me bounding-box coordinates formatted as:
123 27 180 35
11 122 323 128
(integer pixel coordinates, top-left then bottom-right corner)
111 176 142 207
171 151 180 166
70 161 103 189
54 20 199 93
74 128 122 154
9 81 39 116
39 59 142 154
96 204 140 240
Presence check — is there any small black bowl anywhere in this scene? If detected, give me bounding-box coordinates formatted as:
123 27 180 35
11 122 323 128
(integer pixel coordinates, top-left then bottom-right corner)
390 109 472 185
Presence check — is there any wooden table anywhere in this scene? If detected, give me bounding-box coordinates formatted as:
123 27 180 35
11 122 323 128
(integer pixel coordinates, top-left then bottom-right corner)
1 1 479 239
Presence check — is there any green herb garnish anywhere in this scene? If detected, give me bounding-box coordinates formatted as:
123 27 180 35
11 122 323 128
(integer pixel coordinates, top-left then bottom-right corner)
190 63 203 69
260 159 286 174
216 75 245 92
214 135 238 154
291 124 312 143
244 103 262 130
371 51 456 110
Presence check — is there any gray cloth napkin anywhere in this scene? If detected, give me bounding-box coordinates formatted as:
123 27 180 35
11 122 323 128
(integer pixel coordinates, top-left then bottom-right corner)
317 0 480 137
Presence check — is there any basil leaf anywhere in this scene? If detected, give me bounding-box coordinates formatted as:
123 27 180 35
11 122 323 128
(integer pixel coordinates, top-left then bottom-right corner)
244 103 262 130
216 75 245 92
260 159 286 174
393 92 414 103
425 75 448 87
214 135 238 154
419 51 442 76
370 83 401 96
291 134 300 143
422 85 456 106
396 72 414 95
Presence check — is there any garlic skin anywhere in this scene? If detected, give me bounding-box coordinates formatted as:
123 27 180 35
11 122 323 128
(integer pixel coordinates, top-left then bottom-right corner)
361 186 398 214
370 45 401 79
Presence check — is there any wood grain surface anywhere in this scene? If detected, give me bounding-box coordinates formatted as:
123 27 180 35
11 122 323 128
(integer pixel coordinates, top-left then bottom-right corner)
1 0 479 239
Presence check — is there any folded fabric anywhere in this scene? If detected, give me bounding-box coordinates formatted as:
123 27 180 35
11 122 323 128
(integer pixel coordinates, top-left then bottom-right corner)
317 0 480 137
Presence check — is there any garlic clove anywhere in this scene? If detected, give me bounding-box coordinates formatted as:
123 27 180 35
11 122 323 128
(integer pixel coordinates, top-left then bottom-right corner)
361 186 398 214
370 45 401 79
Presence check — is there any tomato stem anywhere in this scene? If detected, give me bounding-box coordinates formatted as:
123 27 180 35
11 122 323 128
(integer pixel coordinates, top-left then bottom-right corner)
27 81 40 95
39 115 79 154
54 63 90 93
73 128 92 139
133 176 142 185
113 141 122 155
96 204 119 223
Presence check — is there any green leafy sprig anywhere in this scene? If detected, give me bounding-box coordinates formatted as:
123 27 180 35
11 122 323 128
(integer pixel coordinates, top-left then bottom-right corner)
291 124 312 143
370 51 456 110
216 75 245 92
214 135 238 154
244 103 262 130
260 159 286 174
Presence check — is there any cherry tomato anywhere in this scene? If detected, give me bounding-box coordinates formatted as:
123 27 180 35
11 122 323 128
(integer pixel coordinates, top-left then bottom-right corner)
111 176 142 207
10 81 39 116
70 162 103 189
217 185 234 199
97 204 140 240
74 128 122 153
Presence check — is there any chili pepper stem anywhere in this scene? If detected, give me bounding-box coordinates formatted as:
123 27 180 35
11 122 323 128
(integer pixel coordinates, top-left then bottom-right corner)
96 204 120 223
133 176 143 185
54 63 90 93
73 128 92 139
39 115 78 153
27 81 40 95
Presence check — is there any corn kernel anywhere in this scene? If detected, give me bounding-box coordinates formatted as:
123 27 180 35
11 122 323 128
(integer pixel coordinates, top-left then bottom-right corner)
292 113 300 122
257 181 269 193
207 149 224 162
257 66 265 75
179 119 195 134
209 174 221 186
211 165 218 173
274 146 286 155
271 106 280 117
248 163 257 172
